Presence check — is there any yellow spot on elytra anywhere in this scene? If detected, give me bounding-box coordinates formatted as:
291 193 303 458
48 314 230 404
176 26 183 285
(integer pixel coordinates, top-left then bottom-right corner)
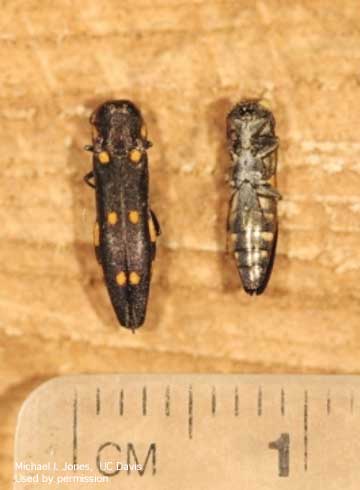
94 222 100 247
129 271 141 285
260 250 268 258
116 272 126 286
107 211 118 225
129 210 140 224
234 251 240 259
129 149 142 164
99 151 110 164
140 124 147 139
148 217 157 242
230 233 237 242
261 232 273 242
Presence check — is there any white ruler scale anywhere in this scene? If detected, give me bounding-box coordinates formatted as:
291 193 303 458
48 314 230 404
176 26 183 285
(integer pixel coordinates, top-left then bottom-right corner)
13 375 360 489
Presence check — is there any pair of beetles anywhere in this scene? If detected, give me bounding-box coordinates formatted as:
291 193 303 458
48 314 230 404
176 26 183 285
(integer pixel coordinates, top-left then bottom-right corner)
84 100 281 331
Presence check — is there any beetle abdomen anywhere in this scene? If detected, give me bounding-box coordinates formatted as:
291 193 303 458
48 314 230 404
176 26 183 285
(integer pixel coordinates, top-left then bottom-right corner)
230 188 277 294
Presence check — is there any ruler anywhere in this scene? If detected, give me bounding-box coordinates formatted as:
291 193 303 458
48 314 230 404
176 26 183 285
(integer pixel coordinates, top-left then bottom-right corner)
13 374 360 489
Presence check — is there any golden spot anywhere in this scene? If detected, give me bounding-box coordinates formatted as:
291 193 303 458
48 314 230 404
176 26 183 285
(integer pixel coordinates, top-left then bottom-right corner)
116 271 127 286
148 217 157 242
234 251 240 259
99 151 110 164
140 124 147 139
129 148 142 164
261 232 274 242
129 210 140 224
107 211 118 225
260 250 268 259
93 222 100 247
129 271 141 285
230 233 238 242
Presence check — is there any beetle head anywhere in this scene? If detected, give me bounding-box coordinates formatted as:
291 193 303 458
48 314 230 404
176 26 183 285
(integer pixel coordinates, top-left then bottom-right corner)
227 100 274 154
90 100 151 152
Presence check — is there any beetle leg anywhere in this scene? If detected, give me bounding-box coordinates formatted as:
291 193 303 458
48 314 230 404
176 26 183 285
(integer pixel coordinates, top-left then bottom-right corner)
257 184 282 200
257 137 279 158
150 209 161 236
148 210 161 261
250 117 269 137
84 144 94 152
84 171 96 189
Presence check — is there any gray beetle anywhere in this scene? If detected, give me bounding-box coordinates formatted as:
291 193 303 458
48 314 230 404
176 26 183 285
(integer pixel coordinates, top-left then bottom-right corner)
227 100 281 294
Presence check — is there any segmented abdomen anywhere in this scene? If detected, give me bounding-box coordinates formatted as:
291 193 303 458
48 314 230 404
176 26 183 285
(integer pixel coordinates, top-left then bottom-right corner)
230 186 278 295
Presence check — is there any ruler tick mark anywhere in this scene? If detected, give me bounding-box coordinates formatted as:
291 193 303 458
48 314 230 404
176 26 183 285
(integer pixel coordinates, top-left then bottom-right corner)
142 386 147 416
211 386 216 416
188 385 193 440
281 388 285 416
234 386 239 416
165 386 170 416
257 387 262 416
119 389 124 416
72 390 78 466
327 390 331 415
96 388 101 415
304 390 308 472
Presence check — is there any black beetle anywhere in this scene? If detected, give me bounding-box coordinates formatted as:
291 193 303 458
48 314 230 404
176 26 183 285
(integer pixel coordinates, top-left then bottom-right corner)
84 100 160 330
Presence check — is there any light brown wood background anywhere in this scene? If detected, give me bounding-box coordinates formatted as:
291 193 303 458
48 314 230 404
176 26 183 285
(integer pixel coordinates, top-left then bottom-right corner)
1 0 360 487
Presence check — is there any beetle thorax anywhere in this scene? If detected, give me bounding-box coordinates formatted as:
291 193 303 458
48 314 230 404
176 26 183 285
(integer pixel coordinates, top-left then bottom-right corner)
240 129 252 150
233 151 262 187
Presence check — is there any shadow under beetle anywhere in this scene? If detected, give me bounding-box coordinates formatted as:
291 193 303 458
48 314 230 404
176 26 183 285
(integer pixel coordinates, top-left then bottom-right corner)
84 100 160 330
227 100 282 295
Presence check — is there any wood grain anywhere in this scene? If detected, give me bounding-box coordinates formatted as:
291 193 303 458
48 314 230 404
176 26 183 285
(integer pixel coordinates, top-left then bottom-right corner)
1 0 360 487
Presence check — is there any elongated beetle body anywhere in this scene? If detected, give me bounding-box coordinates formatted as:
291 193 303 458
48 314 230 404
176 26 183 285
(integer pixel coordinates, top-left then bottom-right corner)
227 100 281 295
84 100 160 330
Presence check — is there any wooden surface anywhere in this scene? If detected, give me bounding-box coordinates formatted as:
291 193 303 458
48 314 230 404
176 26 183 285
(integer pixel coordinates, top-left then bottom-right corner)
1 0 360 487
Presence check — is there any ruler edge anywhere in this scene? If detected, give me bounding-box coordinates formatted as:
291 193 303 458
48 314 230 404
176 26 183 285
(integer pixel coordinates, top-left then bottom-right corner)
14 373 360 484
15 372 359 427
